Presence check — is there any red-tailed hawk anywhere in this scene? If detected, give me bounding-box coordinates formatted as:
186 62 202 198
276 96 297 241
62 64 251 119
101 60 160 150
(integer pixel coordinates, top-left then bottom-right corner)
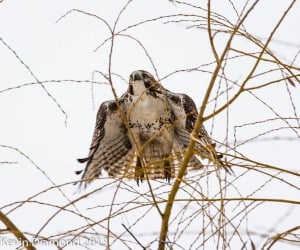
77 70 230 186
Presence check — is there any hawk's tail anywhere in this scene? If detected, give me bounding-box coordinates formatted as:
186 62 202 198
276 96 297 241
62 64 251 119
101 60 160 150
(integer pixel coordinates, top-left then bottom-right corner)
133 136 203 183
132 151 203 184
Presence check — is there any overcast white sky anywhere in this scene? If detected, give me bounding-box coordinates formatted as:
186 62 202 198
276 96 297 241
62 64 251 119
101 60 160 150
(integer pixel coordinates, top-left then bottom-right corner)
0 1 299 249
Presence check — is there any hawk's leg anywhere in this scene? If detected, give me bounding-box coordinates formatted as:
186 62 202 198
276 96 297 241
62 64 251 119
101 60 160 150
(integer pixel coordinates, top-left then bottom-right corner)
163 159 171 183
135 156 144 185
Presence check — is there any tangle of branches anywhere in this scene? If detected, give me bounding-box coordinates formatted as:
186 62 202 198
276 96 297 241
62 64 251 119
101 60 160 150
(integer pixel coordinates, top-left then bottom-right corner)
0 1 299 249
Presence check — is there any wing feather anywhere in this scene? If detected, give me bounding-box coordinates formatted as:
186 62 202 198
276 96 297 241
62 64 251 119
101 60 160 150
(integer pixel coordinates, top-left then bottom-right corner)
166 91 228 171
77 100 133 185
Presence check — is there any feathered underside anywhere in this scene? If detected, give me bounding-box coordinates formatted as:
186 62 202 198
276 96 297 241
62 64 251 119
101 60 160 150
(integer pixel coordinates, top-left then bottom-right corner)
76 98 204 187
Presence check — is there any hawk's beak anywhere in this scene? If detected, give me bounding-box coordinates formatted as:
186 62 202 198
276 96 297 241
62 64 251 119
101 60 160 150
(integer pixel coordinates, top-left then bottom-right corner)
130 72 142 81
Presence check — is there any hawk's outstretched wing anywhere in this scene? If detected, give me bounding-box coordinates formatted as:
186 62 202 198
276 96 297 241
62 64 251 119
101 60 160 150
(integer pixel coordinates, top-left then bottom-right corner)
77 100 133 186
166 91 212 145
166 91 229 171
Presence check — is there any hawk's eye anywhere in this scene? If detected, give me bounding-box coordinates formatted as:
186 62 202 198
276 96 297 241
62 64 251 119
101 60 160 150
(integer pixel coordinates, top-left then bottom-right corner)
144 80 151 88
142 73 149 79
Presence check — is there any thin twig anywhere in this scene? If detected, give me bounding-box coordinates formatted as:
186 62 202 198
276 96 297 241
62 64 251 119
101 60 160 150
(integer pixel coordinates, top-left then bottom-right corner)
121 223 146 249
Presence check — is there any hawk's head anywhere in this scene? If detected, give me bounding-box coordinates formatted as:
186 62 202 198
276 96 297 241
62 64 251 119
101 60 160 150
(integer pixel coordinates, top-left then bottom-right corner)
128 70 161 96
